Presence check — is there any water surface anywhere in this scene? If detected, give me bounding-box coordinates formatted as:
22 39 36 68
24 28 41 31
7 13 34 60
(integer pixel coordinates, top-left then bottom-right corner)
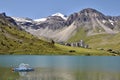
0 55 120 80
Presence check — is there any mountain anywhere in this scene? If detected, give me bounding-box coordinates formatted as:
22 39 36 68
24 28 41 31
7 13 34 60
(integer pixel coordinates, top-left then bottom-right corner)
11 8 120 42
64 8 120 53
12 13 67 40
10 8 120 55
53 8 120 42
35 15 66 30
0 12 65 54
66 8 120 35
12 13 67 30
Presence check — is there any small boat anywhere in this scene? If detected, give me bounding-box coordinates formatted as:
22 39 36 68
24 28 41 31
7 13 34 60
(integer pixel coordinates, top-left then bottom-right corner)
13 67 34 72
12 63 34 72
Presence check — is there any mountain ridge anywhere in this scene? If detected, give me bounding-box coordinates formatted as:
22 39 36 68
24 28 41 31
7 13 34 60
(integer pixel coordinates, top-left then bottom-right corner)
10 8 120 42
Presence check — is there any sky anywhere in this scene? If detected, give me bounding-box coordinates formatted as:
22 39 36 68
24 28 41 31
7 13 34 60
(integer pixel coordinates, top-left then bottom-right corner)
0 0 120 19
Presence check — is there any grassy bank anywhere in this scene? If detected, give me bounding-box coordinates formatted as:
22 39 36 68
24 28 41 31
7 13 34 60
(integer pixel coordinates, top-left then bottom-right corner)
55 44 114 56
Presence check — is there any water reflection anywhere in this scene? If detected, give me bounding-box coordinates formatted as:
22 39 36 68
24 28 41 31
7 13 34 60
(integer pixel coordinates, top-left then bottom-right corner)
18 68 76 80
17 68 120 80
19 72 27 76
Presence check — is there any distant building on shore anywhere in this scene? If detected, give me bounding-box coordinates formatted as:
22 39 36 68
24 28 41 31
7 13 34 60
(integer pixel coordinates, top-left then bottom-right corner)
59 40 89 48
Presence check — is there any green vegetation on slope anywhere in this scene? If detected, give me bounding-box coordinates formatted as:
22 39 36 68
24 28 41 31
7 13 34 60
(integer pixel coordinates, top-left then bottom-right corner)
68 25 106 43
0 18 61 54
67 25 120 55
68 28 120 55
86 33 120 50
68 27 87 42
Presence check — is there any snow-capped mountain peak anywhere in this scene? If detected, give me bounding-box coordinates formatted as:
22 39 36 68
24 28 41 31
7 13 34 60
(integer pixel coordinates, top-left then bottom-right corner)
34 13 67 22
51 13 67 20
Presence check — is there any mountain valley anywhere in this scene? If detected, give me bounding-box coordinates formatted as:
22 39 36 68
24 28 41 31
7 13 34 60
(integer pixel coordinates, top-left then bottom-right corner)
0 8 120 55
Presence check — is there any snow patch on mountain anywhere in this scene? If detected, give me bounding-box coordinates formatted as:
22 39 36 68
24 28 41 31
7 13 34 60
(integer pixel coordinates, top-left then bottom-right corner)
102 20 106 23
11 17 33 22
108 19 114 25
34 18 47 22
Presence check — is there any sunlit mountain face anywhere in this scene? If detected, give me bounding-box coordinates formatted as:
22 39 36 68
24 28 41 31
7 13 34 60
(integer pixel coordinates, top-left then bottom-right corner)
12 8 120 42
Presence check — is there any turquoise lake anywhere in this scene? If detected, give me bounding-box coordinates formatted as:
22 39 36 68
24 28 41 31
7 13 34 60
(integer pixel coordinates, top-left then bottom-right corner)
0 55 120 80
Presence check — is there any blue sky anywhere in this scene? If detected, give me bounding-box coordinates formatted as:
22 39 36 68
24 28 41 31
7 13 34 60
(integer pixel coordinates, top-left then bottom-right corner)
0 0 120 19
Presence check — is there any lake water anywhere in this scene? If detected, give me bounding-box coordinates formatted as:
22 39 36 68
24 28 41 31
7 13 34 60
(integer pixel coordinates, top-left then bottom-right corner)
0 55 120 80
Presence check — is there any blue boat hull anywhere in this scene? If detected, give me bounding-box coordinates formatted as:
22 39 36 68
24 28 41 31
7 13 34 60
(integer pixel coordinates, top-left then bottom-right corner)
13 68 34 72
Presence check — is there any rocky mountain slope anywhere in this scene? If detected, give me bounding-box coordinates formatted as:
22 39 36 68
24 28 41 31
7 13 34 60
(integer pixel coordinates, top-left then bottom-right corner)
12 8 120 42
0 13 62 54
12 13 67 40
67 8 120 36
12 13 67 30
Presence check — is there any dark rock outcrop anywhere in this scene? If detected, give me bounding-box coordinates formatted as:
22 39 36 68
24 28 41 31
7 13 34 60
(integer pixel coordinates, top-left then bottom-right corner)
0 12 17 26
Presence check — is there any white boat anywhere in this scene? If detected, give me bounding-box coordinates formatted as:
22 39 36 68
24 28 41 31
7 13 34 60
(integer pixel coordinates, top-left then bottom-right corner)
12 63 34 72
